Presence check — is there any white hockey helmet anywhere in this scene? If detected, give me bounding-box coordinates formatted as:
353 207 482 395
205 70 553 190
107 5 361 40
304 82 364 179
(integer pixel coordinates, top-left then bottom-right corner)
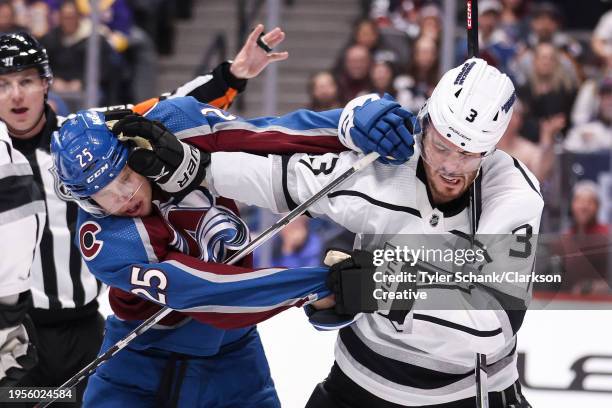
422 57 516 154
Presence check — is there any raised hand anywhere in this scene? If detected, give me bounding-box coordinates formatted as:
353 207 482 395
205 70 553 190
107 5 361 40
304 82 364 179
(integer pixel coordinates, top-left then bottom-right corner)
229 24 289 79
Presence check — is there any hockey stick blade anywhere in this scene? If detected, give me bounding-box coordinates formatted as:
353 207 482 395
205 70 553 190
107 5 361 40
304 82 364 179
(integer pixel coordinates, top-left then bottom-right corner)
34 151 379 408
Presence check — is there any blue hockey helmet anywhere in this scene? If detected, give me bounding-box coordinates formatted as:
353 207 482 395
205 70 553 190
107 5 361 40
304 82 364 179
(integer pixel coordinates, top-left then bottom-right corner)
51 110 128 214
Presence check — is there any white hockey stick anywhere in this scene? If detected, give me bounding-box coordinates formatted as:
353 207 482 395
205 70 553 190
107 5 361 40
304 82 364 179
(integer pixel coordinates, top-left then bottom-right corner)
35 151 380 408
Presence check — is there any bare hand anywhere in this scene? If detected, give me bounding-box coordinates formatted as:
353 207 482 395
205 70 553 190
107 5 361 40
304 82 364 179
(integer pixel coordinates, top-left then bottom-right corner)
229 24 289 79
311 294 336 310
539 113 566 142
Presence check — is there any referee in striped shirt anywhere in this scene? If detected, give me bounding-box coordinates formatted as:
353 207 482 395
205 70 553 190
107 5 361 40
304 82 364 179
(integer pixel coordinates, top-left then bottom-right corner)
0 121 44 387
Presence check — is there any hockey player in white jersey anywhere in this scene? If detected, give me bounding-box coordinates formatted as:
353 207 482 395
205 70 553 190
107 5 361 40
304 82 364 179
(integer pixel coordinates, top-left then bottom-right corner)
127 58 542 407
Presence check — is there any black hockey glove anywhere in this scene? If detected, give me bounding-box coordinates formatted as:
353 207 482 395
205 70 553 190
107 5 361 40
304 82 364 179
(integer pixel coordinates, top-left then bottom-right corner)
324 249 379 315
0 293 38 387
111 115 210 197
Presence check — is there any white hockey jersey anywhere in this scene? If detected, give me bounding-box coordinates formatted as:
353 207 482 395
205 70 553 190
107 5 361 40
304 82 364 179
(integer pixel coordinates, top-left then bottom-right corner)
206 147 543 406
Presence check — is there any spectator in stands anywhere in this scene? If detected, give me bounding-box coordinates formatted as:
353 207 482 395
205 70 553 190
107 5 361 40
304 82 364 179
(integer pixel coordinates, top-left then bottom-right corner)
0 0 26 34
417 3 442 43
497 100 556 182
394 35 438 112
40 0 119 106
499 0 529 44
554 181 610 295
456 0 516 75
353 19 380 55
369 59 396 97
334 44 372 103
565 77 612 153
573 10 612 126
271 216 322 269
568 181 609 236
517 42 576 142
308 71 341 111
592 9 612 64
512 2 580 87
334 19 399 75
11 0 53 38
73 0 157 102
526 2 581 57
369 0 420 39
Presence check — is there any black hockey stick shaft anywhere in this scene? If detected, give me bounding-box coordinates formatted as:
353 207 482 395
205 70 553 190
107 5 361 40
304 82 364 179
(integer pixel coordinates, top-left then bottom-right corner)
467 0 479 58
466 1 489 408
34 151 379 408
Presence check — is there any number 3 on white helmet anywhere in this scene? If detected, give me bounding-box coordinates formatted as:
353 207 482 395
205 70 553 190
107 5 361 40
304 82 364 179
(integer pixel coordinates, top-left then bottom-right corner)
421 57 516 155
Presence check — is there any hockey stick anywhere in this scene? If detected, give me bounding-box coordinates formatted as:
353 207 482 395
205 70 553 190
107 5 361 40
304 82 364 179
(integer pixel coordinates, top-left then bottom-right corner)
465 1 489 407
35 151 380 408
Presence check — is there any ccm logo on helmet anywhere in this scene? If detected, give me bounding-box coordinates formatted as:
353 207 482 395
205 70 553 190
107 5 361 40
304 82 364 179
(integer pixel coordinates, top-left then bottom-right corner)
79 221 104 260
86 163 109 183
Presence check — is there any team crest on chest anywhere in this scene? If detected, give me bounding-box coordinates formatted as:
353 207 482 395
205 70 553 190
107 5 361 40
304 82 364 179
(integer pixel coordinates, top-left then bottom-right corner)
79 221 104 260
158 189 250 262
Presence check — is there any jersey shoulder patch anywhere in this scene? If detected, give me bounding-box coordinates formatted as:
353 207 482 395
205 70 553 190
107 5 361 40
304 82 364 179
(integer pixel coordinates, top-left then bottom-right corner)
79 220 103 261
145 97 225 134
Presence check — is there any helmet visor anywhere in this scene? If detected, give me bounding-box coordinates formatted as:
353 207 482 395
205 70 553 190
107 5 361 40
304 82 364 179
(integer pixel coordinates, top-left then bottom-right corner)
416 110 488 177
91 166 144 216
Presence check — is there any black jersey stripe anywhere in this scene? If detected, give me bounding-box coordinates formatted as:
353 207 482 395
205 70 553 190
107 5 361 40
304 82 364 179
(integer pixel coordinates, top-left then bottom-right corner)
281 155 299 211
66 199 85 307
1 139 13 162
27 151 62 310
328 190 422 217
512 158 541 198
340 327 472 389
0 174 39 213
413 314 503 337
31 213 41 272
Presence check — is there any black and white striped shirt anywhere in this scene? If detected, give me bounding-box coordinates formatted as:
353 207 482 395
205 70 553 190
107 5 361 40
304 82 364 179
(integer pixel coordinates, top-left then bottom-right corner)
0 122 45 300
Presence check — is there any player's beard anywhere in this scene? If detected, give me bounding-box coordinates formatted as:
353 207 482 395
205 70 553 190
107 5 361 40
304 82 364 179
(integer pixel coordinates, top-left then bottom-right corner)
423 161 479 205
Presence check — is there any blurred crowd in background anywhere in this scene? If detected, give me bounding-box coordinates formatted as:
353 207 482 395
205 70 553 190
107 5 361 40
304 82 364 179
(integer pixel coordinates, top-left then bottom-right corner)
2 0 611 297
304 0 612 297
0 0 190 112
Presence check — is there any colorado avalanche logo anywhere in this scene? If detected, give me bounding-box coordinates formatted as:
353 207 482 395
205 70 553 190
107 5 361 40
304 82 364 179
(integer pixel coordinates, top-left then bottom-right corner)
158 189 250 262
195 206 249 262
79 221 104 260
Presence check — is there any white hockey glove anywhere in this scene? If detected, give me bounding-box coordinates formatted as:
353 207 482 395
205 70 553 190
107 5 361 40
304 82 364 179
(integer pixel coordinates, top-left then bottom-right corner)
112 115 210 198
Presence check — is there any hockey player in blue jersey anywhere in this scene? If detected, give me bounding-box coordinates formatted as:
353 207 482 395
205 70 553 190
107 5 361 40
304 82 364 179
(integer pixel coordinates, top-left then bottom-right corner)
50 94 386 407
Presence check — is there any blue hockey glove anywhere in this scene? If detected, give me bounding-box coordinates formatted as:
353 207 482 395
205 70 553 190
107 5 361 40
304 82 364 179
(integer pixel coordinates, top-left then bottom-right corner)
351 94 417 165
